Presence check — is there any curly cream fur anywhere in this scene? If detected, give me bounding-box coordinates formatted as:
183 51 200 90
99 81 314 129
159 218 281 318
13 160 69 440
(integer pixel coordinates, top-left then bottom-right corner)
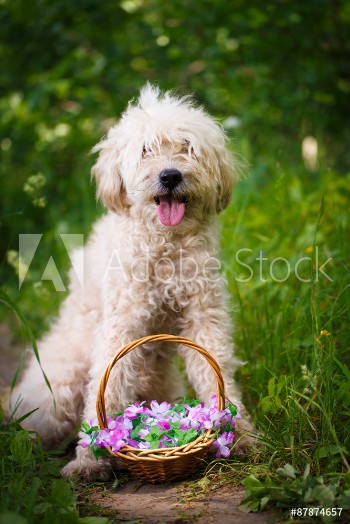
10 84 254 480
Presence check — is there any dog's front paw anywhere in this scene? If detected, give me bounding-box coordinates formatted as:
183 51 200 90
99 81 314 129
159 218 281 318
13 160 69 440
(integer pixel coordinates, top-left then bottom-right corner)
61 455 112 481
232 417 257 456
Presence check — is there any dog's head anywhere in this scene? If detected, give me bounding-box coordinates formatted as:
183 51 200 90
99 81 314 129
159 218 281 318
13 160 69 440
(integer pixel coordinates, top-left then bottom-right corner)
92 84 236 229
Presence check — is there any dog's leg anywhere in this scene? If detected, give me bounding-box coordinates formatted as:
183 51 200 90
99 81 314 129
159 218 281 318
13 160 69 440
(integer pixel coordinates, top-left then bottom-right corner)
61 312 150 480
179 297 256 454
9 297 93 448
137 343 185 403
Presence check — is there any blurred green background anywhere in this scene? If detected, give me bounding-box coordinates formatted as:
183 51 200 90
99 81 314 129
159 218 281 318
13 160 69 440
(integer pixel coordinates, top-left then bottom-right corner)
1 0 349 337
1 2 350 516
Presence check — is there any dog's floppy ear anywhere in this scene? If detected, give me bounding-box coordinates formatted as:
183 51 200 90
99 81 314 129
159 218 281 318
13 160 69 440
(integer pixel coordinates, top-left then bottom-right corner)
91 134 130 214
216 148 236 213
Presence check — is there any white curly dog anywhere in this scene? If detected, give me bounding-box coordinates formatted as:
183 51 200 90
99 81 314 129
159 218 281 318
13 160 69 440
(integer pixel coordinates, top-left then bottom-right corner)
11 84 254 479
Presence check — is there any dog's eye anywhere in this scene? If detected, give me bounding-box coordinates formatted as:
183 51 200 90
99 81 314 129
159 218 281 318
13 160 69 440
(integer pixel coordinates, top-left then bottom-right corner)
189 146 199 161
142 146 147 158
182 140 198 160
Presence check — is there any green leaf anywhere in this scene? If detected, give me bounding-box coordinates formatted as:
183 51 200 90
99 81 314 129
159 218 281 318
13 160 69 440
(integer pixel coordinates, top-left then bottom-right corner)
81 421 91 433
305 483 336 506
144 426 164 442
276 464 297 480
0 512 28 524
259 495 270 511
267 377 276 396
50 479 75 508
344 471 350 489
177 428 199 446
303 463 311 480
239 500 260 513
243 474 264 491
0 402 4 423
314 444 348 459
150 440 160 449
338 488 350 509
34 502 53 515
130 424 143 440
227 403 237 416
10 430 33 465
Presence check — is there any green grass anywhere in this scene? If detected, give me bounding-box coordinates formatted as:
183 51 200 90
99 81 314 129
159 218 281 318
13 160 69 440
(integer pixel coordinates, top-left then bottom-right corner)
218 165 350 519
1 161 349 522
0 407 110 524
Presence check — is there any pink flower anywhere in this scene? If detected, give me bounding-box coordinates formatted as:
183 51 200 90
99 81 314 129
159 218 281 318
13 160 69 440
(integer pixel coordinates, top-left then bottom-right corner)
211 431 234 458
209 408 229 428
159 435 174 448
111 439 126 452
149 400 172 418
138 441 151 449
81 396 240 461
80 435 92 448
124 402 146 419
209 395 218 409
157 419 171 431
180 418 190 430
95 429 111 448
127 438 140 448
121 416 133 430
108 428 127 452
185 404 210 429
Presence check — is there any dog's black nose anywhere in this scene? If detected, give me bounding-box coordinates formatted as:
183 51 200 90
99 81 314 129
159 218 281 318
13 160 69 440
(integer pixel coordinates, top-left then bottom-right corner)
159 169 182 189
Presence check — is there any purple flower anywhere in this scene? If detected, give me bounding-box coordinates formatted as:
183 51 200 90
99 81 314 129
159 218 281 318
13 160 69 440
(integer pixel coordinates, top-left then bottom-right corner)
143 415 157 426
111 439 126 452
157 419 171 431
138 441 151 449
209 395 218 409
139 428 150 439
149 400 172 418
208 408 229 428
184 404 210 429
180 417 190 430
81 396 240 461
169 412 182 423
211 431 234 458
80 435 92 448
108 428 127 451
89 417 99 427
124 401 146 420
159 435 175 448
127 438 140 448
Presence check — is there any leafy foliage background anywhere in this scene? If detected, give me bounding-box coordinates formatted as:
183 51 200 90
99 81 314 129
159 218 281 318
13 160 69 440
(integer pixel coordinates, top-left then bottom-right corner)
1 0 349 276
1 1 350 521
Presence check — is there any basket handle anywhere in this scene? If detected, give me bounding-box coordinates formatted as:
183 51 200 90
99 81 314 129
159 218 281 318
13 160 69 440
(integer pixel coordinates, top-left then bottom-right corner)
96 334 226 429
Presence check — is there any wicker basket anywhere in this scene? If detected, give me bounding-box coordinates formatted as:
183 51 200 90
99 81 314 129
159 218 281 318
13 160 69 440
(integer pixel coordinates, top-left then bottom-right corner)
96 334 226 483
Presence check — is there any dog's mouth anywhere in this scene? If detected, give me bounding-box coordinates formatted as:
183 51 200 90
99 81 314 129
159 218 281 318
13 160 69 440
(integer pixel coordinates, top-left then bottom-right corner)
154 195 188 226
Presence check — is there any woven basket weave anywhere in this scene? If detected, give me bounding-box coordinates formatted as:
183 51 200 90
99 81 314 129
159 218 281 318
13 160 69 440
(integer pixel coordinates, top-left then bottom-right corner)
96 334 226 483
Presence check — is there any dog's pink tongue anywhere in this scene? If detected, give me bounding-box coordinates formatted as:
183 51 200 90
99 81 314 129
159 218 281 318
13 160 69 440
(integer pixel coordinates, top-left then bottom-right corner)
157 197 185 226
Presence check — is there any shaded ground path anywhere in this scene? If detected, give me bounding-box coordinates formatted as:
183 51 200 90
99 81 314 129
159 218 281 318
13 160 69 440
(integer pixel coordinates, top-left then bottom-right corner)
92 478 280 523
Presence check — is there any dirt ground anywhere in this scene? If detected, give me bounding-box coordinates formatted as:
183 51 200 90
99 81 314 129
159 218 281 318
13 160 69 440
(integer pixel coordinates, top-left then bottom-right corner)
93 478 281 524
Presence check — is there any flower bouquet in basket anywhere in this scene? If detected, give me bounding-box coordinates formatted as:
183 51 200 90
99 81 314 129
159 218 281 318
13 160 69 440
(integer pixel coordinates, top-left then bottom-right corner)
81 395 240 462
85 334 239 482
